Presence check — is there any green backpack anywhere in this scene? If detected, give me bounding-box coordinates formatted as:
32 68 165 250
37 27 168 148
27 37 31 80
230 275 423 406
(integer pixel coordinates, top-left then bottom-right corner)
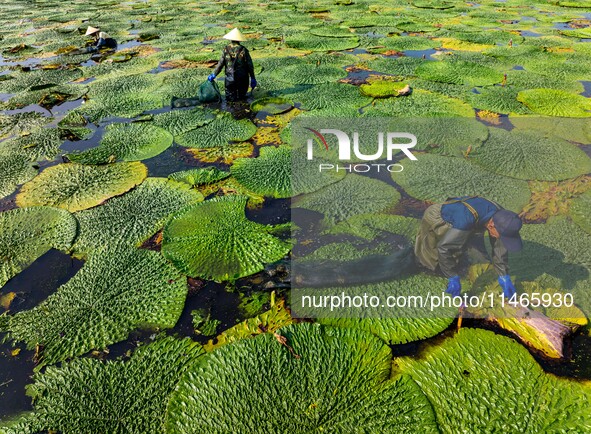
198 80 221 103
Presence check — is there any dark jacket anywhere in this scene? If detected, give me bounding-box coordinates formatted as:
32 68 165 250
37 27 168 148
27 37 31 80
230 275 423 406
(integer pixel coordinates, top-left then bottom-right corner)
438 196 509 277
213 43 255 81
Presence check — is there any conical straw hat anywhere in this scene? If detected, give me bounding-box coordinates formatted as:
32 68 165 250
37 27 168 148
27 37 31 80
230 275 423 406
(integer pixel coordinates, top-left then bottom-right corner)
85 26 100 36
223 28 246 42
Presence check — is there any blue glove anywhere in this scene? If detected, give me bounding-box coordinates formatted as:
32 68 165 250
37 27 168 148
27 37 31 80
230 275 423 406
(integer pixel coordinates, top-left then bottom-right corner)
207 74 215 82
250 78 257 89
498 275 516 299
446 275 461 298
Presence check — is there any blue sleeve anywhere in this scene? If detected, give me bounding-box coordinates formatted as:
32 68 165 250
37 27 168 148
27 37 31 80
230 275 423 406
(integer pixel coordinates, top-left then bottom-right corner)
96 38 106 48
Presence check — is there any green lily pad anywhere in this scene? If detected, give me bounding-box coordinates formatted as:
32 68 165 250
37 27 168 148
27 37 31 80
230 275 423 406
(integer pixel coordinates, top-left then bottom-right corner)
250 97 293 114
469 86 532 115
396 328 591 433
0 207 77 289
509 217 591 290
282 82 372 111
0 112 50 139
168 167 230 187
360 76 408 98
389 117 489 157
285 34 360 51
67 123 173 164
152 107 216 136
471 127 591 181
20 337 203 434
0 153 37 200
73 178 203 257
570 190 591 235
0 127 63 162
368 89 474 117
80 73 163 122
517 89 591 117
176 113 256 149
294 174 401 224
328 213 420 242
393 154 531 212
16 162 148 212
317 274 455 344
510 117 591 145
415 60 504 86
231 146 292 198
2 247 188 365
162 195 290 282
270 63 347 85
166 323 439 433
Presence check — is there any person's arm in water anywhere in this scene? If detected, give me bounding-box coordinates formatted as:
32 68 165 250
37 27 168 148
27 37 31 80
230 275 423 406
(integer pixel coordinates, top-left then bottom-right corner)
209 48 226 81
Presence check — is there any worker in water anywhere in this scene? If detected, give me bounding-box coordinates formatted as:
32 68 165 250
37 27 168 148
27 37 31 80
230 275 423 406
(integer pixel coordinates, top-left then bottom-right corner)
415 196 523 298
208 28 257 102
85 26 117 52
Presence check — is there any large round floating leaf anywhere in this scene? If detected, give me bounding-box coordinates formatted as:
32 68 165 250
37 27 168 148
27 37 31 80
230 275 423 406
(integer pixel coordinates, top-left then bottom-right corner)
0 207 77 289
152 107 216 136
317 275 455 344
67 123 173 164
360 76 409 98
517 89 591 118
390 117 489 157
0 127 63 162
393 154 531 212
176 113 256 149
396 328 591 433
23 337 203 434
285 34 360 51
0 112 50 139
269 63 346 85
250 97 293 114
415 60 504 86
510 217 591 291
3 247 188 365
73 178 203 257
471 128 591 181
80 73 163 121
469 86 531 115
16 162 148 212
168 167 230 187
0 153 37 199
231 146 291 198
368 89 474 117
570 190 591 235
166 323 438 434
328 213 420 242
162 195 290 282
294 174 401 224
283 82 371 111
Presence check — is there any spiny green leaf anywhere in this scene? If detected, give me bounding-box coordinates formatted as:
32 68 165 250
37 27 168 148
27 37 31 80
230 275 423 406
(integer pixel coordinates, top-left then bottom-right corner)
16 162 147 212
3 247 188 365
294 174 401 224
22 337 203 434
66 123 173 164
166 323 438 434
396 328 591 433
0 207 77 289
162 195 290 282
0 153 37 199
73 178 203 257
168 167 230 187
517 89 591 118
471 127 591 181
393 154 531 212
176 113 256 149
